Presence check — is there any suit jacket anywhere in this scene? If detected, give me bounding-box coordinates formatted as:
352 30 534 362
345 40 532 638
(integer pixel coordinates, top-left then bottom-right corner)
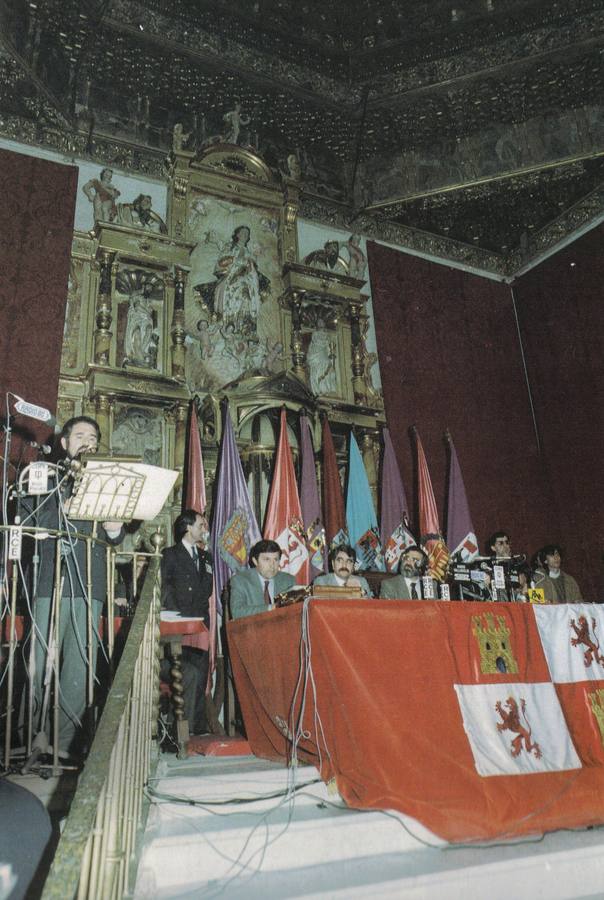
312 572 372 598
229 568 295 620
161 543 213 624
533 568 583 603
379 574 420 600
34 487 124 600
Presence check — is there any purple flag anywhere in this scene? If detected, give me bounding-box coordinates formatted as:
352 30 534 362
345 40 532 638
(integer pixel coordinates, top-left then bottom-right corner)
380 427 416 572
210 402 261 613
299 414 327 578
446 434 479 562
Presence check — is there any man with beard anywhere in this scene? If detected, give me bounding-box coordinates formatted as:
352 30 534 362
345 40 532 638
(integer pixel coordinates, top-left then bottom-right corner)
379 545 429 599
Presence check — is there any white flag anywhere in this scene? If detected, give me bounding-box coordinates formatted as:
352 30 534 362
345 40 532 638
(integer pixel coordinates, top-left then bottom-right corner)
534 604 604 684
454 682 581 777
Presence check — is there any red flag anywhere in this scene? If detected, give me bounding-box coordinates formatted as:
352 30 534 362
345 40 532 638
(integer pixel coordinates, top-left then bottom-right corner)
321 417 347 547
415 430 449 581
263 409 309 585
183 401 206 514
183 401 215 691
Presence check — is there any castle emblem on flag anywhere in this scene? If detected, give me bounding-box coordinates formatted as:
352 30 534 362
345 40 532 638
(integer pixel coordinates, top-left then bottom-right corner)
570 615 604 667
472 613 518 675
588 689 604 746
218 507 251 570
495 697 542 759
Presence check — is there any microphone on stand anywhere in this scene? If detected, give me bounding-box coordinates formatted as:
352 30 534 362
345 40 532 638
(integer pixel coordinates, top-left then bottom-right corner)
28 441 52 455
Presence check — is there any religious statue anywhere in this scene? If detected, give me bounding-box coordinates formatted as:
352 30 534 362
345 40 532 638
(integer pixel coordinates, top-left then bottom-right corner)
222 103 250 145
124 284 158 368
116 194 167 234
287 153 301 181
172 122 191 152
342 234 367 279
82 167 121 223
307 323 338 396
111 407 162 465
196 225 270 332
303 240 341 272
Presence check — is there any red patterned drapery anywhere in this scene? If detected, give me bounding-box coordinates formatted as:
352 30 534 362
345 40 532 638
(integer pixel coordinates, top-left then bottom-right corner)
0 147 77 455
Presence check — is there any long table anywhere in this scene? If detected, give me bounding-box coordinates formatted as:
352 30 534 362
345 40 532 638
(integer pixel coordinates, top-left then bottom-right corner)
227 599 604 843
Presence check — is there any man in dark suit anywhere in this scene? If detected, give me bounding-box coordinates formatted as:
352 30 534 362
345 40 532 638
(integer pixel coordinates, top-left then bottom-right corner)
229 539 295 620
161 508 213 734
380 545 429 599
32 416 125 759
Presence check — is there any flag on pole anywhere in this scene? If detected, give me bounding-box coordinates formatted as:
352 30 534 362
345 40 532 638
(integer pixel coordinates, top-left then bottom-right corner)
346 432 385 570
446 433 479 562
183 400 206 513
299 414 327 578
380 426 416 572
321 417 348 547
415 429 449 581
211 402 261 613
182 400 212 662
263 409 309 585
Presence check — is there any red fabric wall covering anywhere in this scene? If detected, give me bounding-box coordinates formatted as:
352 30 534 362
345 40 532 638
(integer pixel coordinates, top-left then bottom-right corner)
0 148 77 450
513 225 604 599
366 240 599 594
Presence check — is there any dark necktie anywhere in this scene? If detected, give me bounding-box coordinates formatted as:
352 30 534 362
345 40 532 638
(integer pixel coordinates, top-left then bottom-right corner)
263 579 271 605
192 547 199 572
411 581 418 600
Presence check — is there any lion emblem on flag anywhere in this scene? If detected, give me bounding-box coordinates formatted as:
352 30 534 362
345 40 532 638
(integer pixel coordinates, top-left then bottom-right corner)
276 516 309 575
495 697 542 759
570 615 604 668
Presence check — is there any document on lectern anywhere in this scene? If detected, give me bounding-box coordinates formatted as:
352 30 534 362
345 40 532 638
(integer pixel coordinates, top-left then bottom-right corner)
67 457 178 521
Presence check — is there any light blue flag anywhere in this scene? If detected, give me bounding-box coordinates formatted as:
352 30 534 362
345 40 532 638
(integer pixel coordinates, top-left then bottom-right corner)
345 433 385 571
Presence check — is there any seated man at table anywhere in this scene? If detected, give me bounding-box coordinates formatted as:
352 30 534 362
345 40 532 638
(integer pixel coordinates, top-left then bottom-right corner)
313 544 372 597
380 545 429 599
229 539 295 620
532 543 583 603
484 530 528 602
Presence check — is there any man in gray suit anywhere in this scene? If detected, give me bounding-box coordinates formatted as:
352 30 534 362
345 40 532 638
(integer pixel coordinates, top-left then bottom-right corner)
380 545 428 599
313 544 372 598
229 539 295 620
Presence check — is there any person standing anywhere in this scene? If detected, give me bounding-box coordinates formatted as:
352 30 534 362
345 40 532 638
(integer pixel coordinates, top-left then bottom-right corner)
160 509 213 734
33 416 124 759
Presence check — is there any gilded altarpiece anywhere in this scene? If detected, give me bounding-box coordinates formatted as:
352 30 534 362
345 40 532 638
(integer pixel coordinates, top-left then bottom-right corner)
57 143 385 534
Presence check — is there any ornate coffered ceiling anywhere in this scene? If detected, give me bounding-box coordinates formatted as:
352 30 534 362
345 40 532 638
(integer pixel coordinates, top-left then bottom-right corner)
0 0 603 276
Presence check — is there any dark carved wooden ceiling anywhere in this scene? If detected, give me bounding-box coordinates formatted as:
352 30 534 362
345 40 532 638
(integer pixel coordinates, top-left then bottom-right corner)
0 0 603 274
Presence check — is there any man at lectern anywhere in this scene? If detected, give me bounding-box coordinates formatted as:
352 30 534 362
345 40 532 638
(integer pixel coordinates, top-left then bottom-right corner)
161 509 213 734
229 540 295 620
313 544 372 597
32 416 125 760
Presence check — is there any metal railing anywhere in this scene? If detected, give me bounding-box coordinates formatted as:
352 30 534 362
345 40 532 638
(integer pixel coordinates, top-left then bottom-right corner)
41 553 162 899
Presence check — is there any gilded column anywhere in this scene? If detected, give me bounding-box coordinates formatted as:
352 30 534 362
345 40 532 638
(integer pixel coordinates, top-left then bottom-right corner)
94 250 115 365
173 402 188 497
349 303 366 404
171 267 186 381
95 393 112 445
361 431 379 506
290 291 306 382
